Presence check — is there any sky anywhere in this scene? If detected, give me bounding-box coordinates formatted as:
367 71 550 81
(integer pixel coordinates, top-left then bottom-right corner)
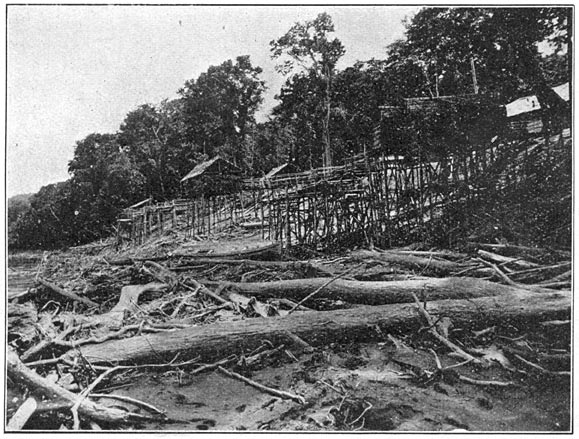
6 5 419 197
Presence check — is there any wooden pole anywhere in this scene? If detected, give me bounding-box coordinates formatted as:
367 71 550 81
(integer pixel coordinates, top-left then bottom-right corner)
470 57 479 95
285 185 291 247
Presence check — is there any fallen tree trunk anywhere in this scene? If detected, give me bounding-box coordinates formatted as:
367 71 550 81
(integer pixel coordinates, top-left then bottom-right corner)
66 289 570 365
107 242 282 266
477 249 539 269
350 249 488 276
383 249 470 260
174 242 282 260
468 242 571 261
6 397 37 430
211 277 526 306
172 258 329 276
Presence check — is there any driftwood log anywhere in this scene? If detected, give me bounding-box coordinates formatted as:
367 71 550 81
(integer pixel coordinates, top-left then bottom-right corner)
107 242 282 265
211 277 524 306
65 289 570 365
172 258 328 276
468 242 571 261
477 249 539 269
172 242 282 260
6 397 37 430
350 249 466 275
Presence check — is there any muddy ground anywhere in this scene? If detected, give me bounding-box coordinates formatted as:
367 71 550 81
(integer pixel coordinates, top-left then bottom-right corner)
14 331 571 432
88 341 571 431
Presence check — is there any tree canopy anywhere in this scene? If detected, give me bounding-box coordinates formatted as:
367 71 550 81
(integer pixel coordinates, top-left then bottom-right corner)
179 55 266 168
388 7 570 100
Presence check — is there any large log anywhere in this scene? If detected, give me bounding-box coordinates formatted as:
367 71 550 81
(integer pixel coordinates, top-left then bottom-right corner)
477 249 539 269
107 242 282 265
172 258 329 276
209 277 525 306
468 242 571 261
6 396 37 430
67 289 570 365
351 249 466 275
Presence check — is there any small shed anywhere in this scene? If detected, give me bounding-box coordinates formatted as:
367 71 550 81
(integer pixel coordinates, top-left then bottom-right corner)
504 83 570 137
505 95 541 118
180 156 242 196
504 94 543 137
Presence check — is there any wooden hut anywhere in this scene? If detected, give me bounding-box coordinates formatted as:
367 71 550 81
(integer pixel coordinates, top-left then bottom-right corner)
504 83 570 138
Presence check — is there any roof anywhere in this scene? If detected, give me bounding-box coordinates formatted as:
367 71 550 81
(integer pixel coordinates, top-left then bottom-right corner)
265 163 289 179
552 82 570 102
181 156 241 183
505 95 541 118
264 163 299 179
127 198 152 209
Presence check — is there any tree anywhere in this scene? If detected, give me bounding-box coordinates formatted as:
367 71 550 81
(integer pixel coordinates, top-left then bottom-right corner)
8 194 31 227
178 55 266 169
331 60 396 160
68 133 121 192
10 181 76 249
271 12 345 167
272 72 325 169
118 101 187 200
244 120 293 175
8 194 32 248
68 133 146 243
388 7 571 101
540 52 570 87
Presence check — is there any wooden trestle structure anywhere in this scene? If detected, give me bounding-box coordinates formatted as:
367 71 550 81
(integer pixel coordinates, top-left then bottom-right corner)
117 131 568 250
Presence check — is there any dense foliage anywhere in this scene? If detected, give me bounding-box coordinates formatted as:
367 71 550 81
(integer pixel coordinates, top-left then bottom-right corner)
9 8 571 249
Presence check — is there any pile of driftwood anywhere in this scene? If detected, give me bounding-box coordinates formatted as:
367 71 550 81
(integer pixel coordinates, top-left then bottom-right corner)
7 241 571 430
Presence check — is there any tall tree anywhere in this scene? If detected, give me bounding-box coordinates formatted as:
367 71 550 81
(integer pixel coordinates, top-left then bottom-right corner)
69 133 146 241
68 133 120 186
331 60 396 160
273 72 325 169
178 55 266 168
271 12 345 167
118 100 187 200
